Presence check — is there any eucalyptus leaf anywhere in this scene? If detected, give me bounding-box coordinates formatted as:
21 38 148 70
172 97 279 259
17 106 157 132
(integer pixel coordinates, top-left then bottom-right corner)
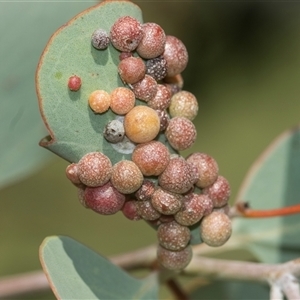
36 0 174 165
36 0 177 165
190 280 269 300
40 236 159 300
231 125 300 263
0 1 97 189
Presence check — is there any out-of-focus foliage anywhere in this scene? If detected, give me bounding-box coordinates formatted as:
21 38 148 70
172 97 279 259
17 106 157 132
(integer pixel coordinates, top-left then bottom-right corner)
0 0 98 189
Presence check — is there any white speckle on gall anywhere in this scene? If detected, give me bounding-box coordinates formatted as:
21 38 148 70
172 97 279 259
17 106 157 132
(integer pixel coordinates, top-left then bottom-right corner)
163 35 188 77
77 152 112 187
165 117 196 151
132 141 170 176
158 156 194 194
137 22 166 59
111 160 143 194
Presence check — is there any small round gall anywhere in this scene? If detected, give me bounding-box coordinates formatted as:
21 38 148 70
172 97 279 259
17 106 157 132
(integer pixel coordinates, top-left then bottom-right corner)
122 200 142 221
165 117 197 151
118 57 146 84
157 244 193 271
163 35 188 77
186 152 219 188
131 75 158 102
151 188 183 215
136 22 166 59
91 28 110 50
84 182 125 215
68 75 81 91
169 91 198 121
147 84 172 111
124 106 160 144
103 120 125 143
132 141 170 176
110 87 135 115
111 160 143 194
65 163 81 185
175 193 213 226
157 221 191 251
77 152 112 187
146 56 168 81
200 211 232 247
202 175 231 208
110 16 143 52
158 156 195 194
88 90 111 114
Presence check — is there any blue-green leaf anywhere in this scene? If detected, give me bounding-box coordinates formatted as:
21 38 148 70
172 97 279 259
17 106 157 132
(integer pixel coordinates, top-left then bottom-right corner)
40 236 159 300
190 280 269 300
0 1 97 189
232 125 300 263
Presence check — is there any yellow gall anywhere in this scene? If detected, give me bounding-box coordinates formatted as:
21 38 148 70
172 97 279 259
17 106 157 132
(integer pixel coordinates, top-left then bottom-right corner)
88 90 111 113
124 106 160 144
110 87 135 115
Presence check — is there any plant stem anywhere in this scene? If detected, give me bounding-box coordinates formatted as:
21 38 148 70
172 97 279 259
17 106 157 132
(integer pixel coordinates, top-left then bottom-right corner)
0 271 49 299
186 256 300 299
187 256 300 280
1 246 300 299
232 202 300 218
166 278 189 300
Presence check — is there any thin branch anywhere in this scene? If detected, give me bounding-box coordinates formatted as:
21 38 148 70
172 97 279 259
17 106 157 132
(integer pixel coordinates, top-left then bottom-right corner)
166 278 189 300
186 256 270 282
110 244 156 270
230 201 300 218
186 256 300 300
272 273 300 300
1 245 300 300
270 284 283 300
0 271 49 299
186 256 300 282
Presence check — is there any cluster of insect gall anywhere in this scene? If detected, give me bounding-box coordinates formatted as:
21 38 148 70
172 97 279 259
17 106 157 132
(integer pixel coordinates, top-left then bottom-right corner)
66 15 232 271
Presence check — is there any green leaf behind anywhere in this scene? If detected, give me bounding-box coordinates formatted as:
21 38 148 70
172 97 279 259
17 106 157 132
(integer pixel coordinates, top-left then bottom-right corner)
0 2 96 189
232 125 300 263
190 280 269 300
40 236 159 300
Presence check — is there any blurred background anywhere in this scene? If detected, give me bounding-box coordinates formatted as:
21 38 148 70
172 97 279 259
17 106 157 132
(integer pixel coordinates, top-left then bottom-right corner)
1 0 300 299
